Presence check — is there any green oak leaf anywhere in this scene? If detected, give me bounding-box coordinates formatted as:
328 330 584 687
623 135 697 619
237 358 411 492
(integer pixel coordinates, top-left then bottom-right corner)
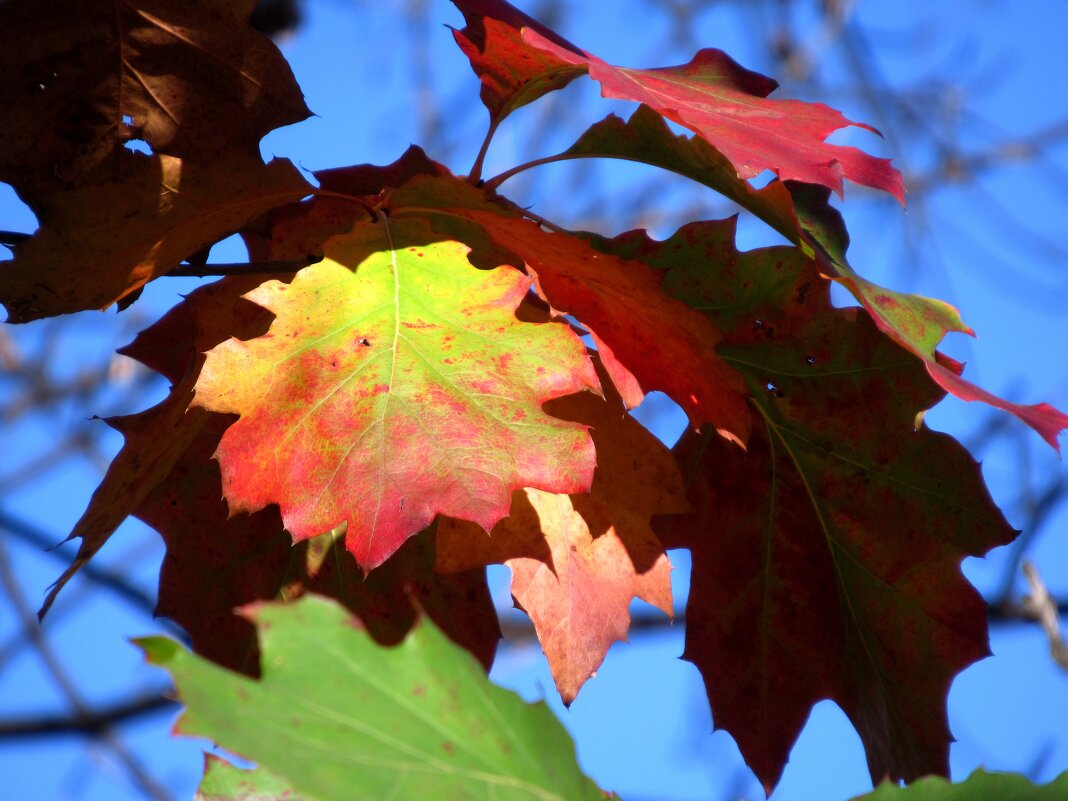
139 594 611 801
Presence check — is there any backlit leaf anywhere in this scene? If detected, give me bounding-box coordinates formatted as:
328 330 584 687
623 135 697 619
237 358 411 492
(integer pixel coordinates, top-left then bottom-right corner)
450 0 586 124
438 368 683 701
0 154 310 321
140 595 610 801
194 217 599 569
450 0 901 201
0 0 312 320
141 423 501 675
565 111 1067 451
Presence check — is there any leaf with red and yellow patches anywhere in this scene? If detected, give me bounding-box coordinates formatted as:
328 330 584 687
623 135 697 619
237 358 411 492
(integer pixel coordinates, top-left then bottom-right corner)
39 277 272 617
194 217 599 570
387 173 750 442
438 376 683 702
139 418 499 676
645 218 1016 792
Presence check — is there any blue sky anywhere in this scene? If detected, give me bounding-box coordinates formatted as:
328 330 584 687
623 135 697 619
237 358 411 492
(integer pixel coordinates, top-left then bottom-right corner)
1 2 1066 800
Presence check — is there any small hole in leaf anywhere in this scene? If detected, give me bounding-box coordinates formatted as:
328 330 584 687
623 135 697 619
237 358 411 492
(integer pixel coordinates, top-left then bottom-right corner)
805 355 815 365
122 114 135 127
124 139 154 156
753 319 764 329
766 382 785 398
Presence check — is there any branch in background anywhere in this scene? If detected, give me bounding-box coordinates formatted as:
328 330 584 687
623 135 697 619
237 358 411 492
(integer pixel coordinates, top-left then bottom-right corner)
0 694 177 740
0 537 176 801
1021 561 1068 672
0 508 159 620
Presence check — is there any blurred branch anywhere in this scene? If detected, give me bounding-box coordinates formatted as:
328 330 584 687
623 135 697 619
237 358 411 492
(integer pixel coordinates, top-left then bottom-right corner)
496 596 1068 643
0 508 159 619
1020 561 1068 672
0 694 177 740
0 537 175 801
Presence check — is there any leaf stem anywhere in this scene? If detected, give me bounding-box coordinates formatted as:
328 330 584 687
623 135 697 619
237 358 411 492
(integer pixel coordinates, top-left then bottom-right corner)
468 117 502 185
483 152 585 192
515 207 571 235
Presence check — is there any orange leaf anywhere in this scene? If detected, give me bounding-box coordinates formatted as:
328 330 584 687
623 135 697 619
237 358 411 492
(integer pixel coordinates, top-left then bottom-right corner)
439 379 684 702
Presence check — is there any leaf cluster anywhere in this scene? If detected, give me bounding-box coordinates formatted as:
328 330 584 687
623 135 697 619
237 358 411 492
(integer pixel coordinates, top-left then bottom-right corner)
2 1 1065 798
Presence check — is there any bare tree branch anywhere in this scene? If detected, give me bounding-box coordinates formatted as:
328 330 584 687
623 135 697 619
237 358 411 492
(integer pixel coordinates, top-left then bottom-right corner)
0 694 177 740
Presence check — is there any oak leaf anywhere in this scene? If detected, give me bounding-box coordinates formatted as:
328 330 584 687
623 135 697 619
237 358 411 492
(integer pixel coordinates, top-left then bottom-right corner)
141 596 608 801
450 1 586 125
857 769 1068 801
787 183 1068 452
140 420 500 675
644 218 1017 792
438 372 683 702
194 218 599 569
1 154 310 321
0 0 311 320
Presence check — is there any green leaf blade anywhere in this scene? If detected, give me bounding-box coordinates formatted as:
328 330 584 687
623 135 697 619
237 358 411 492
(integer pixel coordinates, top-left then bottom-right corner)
140 595 610 801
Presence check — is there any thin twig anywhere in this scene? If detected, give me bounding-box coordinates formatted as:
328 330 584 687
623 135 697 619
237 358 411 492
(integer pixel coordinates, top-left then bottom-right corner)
483 153 579 192
0 537 176 801
0 694 176 740
0 508 160 619
1021 561 1068 671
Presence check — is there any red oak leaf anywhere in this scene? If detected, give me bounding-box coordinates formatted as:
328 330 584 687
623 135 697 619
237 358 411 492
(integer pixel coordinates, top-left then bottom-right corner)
139 420 500 675
450 1 586 123
646 218 1016 792
526 31 903 202
194 217 599 569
